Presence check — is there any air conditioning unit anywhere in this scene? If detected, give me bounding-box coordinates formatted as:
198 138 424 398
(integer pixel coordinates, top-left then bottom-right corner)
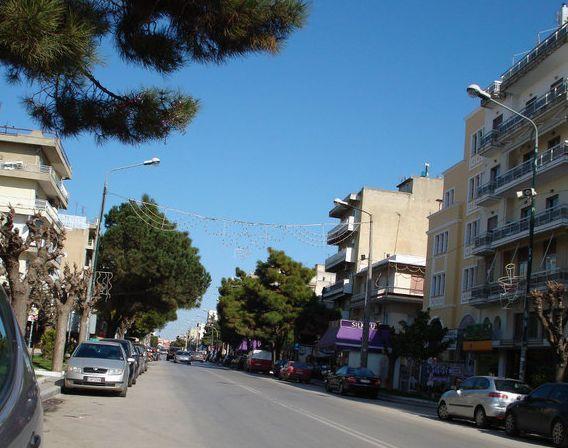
2 161 23 170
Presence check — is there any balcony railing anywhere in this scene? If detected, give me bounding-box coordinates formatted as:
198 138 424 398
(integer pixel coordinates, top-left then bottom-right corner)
478 80 568 154
477 142 568 200
325 247 354 272
351 285 424 303
322 279 352 298
500 22 568 88
327 216 355 244
469 269 568 305
0 161 69 200
473 204 568 250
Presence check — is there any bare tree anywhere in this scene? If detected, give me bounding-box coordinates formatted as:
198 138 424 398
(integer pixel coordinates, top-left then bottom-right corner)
77 269 96 343
532 281 568 382
0 208 64 331
46 264 90 372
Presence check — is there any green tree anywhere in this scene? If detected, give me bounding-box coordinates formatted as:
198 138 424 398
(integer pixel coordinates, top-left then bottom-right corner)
0 0 307 144
96 195 210 337
295 297 341 345
202 322 220 347
170 336 185 349
128 309 177 339
385 309 450 389
217 248 314 359
149 335 159 348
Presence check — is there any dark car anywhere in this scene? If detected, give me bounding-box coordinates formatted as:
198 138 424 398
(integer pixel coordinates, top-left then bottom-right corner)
166 346 179 361
325 366 381 398
280 361 313 384
100 338 139 386
0 288 43 448
222 354 235 367
273 359 288 378
506 382 568 447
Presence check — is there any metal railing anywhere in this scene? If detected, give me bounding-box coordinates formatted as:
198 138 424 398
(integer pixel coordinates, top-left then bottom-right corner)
500 22 568 86
322 279 351 297
0 125 71 170
327 216 355 243
0 161 68 200
352 285 424 303
325 247 353 270
477 142 568 198
474 204 568 248
479 80 568 152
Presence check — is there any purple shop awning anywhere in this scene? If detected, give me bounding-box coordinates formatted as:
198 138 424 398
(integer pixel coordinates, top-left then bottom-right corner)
237 339 261 352
317 320 391 352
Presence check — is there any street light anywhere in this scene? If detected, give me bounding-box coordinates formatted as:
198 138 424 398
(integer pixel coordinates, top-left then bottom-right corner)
85 157 161 340
467 84 538 382
333 198 374 368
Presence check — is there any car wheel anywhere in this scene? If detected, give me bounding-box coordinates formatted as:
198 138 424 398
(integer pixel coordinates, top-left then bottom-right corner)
119 387 127 398
132 376 137 385
474 406 488 428
128 376 133 387
437 401 451 421
505 413 518 437
552 420 568 447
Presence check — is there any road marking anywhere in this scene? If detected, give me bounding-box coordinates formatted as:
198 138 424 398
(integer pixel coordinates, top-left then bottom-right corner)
206 369 399 448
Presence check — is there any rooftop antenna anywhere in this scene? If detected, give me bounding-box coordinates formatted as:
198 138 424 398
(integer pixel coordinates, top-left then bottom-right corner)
421 162 430 177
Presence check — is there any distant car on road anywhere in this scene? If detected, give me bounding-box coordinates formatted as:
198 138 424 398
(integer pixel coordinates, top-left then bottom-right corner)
175 351 192 364
325 366 380 398
505 382 568 447
167 346 180 361
0 288 43 448
437 376 531 428
64 341 130 397
191 351 206 362
280 361 313 384
246 350 272 374
100 338 140 386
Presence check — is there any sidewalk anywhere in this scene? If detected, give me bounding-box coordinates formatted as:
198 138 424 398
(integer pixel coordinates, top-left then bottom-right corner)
36 373 63 402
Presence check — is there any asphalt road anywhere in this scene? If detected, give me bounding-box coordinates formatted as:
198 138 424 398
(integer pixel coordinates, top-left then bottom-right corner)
43 361 550 448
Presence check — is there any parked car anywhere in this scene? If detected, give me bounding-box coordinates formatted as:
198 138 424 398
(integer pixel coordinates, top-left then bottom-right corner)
246 350 273 374
191 351 206 362
222 354 235 367
505 382 568 447
100 338 139 386
272 359 288 378
280 361 314 384
0 288 43 448
134 344 148 373
175 351 192 364
325 366 380 398
437 376 531 428
166 346 179 361
312 363 332 380
64 341 130 397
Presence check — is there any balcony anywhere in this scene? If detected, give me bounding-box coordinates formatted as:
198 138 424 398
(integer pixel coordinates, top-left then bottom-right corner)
322 278 353 300
327 216 356 244
325 247 354 272
472 204 568 254
0 196 63 229
499 22 568 91
477 143 568 206
0 161 69 206
478 80 568 156
351 285 424 306
468 269 568 307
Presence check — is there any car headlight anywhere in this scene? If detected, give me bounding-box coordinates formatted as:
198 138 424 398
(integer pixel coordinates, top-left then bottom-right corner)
107 368 124 375
67 366 82 373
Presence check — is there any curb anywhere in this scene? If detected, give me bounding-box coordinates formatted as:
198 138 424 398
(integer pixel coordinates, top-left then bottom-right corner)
40 384 61 402
377 393 437 409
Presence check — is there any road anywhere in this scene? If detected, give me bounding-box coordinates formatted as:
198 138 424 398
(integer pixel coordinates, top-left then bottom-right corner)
43 361 548 448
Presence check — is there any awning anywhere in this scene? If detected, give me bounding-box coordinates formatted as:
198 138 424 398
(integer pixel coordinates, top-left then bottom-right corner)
237 340 261 352
317 320 391 352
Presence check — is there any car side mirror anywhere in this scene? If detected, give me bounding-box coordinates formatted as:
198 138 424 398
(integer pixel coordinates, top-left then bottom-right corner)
127 357 135 363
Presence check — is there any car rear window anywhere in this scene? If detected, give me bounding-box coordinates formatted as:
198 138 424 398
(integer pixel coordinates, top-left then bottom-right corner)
74 343 124 360
494 380 531 395
251 350 272 360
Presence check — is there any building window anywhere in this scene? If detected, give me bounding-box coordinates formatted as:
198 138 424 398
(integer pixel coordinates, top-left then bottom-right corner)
465 219 480 245
443 188 455 209
470 128 484 156
468 173 483 202
462 266 477 292
487 215 498 232
551 78 564 93
520 206 531 220
434 231 449 255
546 194 559 210
490 164 500 183
431 273 446 297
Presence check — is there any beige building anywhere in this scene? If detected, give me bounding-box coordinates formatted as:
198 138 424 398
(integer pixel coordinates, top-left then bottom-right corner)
321 175 443 378
310 263 336 297
0 127 71 271
425 6 568 383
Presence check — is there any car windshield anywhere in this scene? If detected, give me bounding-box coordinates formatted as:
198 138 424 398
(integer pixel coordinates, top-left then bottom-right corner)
74 343 124 360
494 380 532 395
346 368 376 377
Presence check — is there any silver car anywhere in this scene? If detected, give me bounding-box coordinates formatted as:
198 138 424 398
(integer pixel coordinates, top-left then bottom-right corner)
175 350 192 364
64 341 131 397
438 376 531 427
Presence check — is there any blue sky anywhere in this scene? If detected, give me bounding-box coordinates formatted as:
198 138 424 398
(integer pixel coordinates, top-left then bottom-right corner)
0 1 562 338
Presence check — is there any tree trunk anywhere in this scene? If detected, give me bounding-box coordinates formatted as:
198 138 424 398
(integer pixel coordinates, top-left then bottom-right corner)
5 258 28 332
78 308 90 342
556 359 568 382
52 306 71 372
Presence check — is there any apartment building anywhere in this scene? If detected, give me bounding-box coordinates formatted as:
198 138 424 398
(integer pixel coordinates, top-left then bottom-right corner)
319 175 443 378
0 127 71 270
424 6 568 384
310 263 336 298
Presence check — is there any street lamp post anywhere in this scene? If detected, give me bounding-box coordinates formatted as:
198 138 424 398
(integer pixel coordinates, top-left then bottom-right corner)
467 84 538 382
333 198 373 368
85 157 160 340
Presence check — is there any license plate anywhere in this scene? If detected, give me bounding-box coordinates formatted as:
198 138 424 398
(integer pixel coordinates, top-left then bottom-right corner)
360 379 370 384
86 377 103 383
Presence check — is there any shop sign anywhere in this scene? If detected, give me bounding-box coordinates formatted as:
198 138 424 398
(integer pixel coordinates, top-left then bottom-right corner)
462 340 493 352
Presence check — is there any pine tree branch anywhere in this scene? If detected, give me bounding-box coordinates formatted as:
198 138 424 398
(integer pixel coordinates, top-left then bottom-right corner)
82 70 126 101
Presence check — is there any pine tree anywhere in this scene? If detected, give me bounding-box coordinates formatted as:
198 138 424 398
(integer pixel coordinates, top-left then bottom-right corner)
0 0 307 143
